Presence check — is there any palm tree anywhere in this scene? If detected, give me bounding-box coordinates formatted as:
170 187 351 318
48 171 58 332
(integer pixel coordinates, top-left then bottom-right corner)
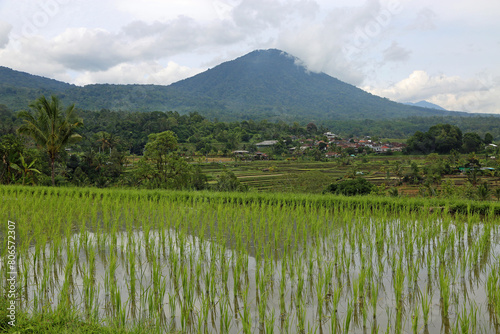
18 95 83 186
95 131 120 154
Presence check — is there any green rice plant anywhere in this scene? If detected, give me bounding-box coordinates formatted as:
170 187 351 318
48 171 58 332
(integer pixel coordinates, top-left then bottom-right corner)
330 307 339 334
371 280 379 318
316 270 325 322
344 301 354 334
279 258 287 316
361 299 368 329
265 308 276 334
168 291 176 321
258 276 268 329
197 294 210 334
439 266 450 318
392 255 405 310
457 302 473 334
3 186 500 333
412 305 419 334
82 265 97 321
296 299 306 334
296 265 304 307
421 289 431 327
219 297 232 333
371 320 379 334
240 284 252 334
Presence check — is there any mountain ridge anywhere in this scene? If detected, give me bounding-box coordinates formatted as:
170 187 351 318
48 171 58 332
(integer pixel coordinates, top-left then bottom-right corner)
404 100 447 111
0 49 465 122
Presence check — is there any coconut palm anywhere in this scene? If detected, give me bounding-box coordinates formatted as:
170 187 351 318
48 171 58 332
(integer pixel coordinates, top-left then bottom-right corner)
95 131 120 153
18 95 83 186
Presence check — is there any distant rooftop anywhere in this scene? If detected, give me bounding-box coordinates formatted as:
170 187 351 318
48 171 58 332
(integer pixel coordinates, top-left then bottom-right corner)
255 140 278 146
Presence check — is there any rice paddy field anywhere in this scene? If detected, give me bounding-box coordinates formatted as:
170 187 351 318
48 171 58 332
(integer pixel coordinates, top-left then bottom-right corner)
1 186 500 333
198 157 500 196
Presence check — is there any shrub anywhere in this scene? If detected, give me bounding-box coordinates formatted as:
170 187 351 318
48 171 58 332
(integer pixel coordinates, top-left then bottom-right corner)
213 169 248 192
323 177 375 196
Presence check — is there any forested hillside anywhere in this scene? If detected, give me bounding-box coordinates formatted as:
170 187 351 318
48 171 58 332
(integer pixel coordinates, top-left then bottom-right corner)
0 50 467 122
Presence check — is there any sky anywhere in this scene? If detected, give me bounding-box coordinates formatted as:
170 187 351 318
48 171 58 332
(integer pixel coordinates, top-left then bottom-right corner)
0 0 499 114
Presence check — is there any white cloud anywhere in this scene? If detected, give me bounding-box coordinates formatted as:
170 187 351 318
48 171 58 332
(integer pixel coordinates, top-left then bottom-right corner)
74 61 202 86
276 1 403 85
383 41 411 62
0 16 246 75
407 8 437 31
232 0 319 30
364 70 500 114
50 28 129 71
0 35 69 79
0 0 499 115
112 0 223 22
0 21 12 48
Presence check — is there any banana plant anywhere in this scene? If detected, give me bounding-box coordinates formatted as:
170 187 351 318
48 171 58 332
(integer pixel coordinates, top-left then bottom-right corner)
10 153 41 185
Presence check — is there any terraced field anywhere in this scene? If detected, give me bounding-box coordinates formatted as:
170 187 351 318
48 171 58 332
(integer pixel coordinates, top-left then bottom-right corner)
199 156 500 197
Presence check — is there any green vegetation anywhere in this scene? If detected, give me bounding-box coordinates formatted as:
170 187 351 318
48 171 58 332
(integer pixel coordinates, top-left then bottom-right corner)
0 50 463 122
405 123 463 154
2 51 500 334
1 186 500 333
323 177 374 196
2 95 500 203
17 95 83 185
134 130 205 190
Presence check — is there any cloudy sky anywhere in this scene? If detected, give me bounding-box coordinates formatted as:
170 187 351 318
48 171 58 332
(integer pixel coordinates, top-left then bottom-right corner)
0 0 499 114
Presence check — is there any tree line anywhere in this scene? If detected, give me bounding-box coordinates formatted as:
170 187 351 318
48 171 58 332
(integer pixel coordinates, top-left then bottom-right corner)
1 95 498 189
403 123 493 155
1 96 322 188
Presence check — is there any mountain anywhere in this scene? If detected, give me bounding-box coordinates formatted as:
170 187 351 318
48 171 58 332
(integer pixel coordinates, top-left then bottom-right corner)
0 49 464 122
168 49 462 121
0 66 74 92
0 66 76 111
404 100 447 111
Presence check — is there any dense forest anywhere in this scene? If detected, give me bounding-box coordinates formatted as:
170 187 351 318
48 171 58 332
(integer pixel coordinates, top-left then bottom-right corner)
2 103 500 147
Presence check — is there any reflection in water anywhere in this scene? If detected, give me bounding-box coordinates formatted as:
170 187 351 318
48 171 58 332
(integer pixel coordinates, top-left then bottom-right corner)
4 218 500 333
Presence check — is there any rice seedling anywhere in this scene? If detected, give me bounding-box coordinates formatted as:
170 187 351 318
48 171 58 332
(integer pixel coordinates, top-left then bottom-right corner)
344 300 354 333
439 266 451 318
421 288 431 327
1 186 500 333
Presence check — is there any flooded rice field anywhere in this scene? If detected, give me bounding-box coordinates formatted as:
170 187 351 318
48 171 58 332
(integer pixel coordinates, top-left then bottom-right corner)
1 188 500 333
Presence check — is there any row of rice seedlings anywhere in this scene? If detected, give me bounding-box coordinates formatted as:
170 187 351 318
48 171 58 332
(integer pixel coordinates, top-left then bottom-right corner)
1 186 500 333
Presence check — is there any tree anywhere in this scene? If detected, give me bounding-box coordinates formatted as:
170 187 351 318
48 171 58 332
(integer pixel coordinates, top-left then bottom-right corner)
429 124 462 154
143 131 178 185
0 134 26 184
392 161 404 185
324 177 374 196
272 139 287 155
139 130 207 189
95 131 120 153
213 169 246 192
18 95 83 186
306 122 318 134
462 132 484 153
484 133 494 145
477 181 491 201
405 124 462 155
